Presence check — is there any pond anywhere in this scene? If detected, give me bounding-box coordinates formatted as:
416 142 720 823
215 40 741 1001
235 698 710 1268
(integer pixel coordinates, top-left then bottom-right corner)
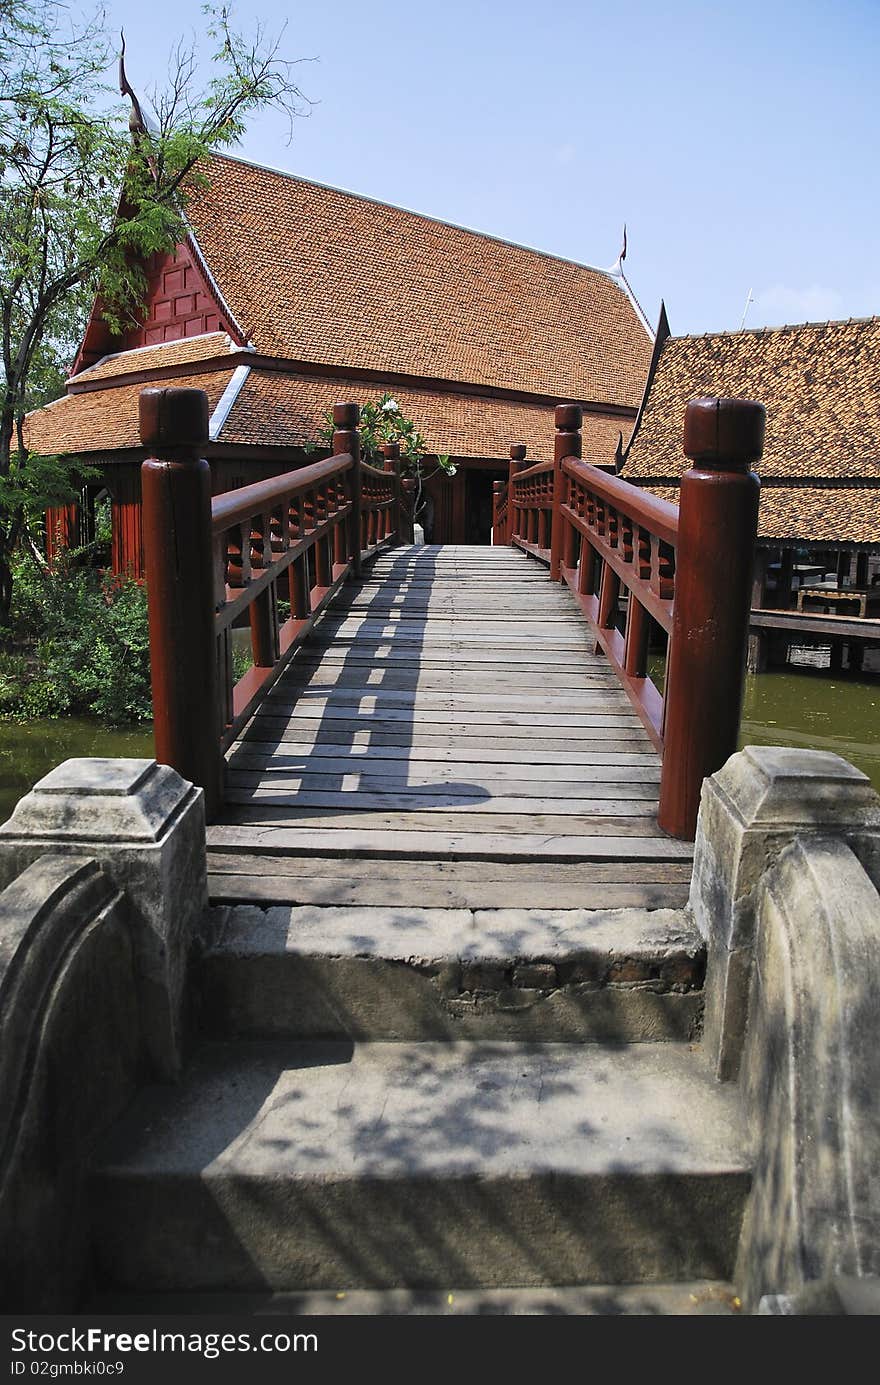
740 666 880 792
0 717 154 825
0 662 877 825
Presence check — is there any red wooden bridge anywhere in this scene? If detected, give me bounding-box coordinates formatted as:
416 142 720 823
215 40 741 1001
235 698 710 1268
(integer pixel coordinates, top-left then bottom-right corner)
141 390 763 913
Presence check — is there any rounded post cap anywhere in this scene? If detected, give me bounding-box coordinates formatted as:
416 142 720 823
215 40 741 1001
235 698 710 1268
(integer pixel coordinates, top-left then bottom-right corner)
683 397 765 469
139 387 209 449
332 401 360 428
555 403 583 430
380 442 401 458
510 443 527 461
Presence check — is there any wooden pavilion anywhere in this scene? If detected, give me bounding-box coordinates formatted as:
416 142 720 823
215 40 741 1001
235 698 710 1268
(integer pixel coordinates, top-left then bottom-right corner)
26 153 652 571
620 312 880 669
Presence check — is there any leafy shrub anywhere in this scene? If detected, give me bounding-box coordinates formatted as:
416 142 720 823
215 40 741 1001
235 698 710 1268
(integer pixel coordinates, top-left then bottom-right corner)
4 557 152 723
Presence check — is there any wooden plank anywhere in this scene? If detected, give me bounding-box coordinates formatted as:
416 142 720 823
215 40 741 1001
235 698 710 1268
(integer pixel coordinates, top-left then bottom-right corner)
251 707 643 728
216 806 668 834
240 725 654 749
225 753 661 783
261 690 633 712
222 791 659 818
224 770 661 799
207 874 691 909
206 852 690 883
227 742 659 766
206 823 693 859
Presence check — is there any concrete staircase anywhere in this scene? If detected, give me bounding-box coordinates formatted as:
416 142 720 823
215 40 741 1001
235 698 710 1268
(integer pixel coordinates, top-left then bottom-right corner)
86 903 751 1315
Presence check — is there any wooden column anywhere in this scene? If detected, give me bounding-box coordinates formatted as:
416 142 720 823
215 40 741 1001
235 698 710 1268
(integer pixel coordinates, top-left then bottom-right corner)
747 547 769 674
658 397 763 840
550 405 582 580
381 442 402 547
140 386 222 818
856 552 869 587
837 550 851 587
507 444 527 545
777 546 794 609
333 402 361 576
401 478 416 543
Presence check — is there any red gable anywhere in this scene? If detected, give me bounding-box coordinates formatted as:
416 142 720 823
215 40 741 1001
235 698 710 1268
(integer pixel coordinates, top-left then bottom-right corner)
72 237 245 375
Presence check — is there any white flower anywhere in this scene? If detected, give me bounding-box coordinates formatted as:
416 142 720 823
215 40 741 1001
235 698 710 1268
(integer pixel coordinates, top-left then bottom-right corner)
382 398 399 413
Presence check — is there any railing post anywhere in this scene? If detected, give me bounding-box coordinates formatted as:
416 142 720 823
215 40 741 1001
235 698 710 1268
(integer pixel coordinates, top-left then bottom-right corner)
550 404 582 580
401 477 416 543
333 402 361 576
140 387 222 819
657 397 764 840
492 482 505 545
508 444 527 545
381 442 401 546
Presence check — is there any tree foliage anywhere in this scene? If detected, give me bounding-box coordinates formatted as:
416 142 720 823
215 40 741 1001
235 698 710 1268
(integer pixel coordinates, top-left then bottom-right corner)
309 392 456 522
0 0 310 624
1 550 152 722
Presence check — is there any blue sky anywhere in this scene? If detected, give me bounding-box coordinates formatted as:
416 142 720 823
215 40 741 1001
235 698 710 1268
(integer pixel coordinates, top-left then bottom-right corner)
102 0 878 337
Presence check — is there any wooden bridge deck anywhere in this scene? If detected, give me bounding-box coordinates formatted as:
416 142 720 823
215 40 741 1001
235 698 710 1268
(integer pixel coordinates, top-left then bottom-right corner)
207 545 693 909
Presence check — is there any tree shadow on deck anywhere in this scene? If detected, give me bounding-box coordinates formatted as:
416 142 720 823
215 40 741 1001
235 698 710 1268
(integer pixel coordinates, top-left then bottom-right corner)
227 545 492 813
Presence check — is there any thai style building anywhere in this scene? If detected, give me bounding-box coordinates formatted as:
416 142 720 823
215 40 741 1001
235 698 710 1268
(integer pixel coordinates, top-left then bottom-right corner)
26 152 652 572
621 313 880 667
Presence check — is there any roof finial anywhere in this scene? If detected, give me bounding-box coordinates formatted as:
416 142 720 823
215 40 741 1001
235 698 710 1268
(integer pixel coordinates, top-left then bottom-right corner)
606 223 627 278
119 31 149 139
739 287 754 331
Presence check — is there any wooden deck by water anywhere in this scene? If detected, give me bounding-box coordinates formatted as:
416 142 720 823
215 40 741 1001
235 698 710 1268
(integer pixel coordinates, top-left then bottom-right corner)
207 545 693 909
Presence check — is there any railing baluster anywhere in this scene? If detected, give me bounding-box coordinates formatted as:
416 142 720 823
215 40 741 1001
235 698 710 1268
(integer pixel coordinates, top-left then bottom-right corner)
624 595 650 678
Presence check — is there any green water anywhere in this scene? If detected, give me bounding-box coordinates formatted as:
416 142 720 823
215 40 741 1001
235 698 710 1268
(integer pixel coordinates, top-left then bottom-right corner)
0 718 154 825
740 668 880 792
0 665 877 825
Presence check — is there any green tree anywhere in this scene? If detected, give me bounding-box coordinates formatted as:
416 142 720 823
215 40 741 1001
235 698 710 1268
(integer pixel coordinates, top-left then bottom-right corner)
0 0 309 625
310 393 456 528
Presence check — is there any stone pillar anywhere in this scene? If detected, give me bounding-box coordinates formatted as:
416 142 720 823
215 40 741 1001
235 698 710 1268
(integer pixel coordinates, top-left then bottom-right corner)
0 758 207 1079
690 745 880 1081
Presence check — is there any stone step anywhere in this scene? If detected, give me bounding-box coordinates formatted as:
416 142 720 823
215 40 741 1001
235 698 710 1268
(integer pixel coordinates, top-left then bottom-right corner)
197 905 705 1042
90 1039 749 1294
87 1281 742 1315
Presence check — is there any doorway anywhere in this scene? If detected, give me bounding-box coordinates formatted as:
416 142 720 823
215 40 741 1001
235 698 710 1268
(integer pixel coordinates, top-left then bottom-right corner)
464 469 504 544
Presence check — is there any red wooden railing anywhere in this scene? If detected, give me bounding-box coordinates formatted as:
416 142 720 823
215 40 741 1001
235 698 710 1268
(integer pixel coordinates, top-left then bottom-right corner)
508 399 763 838
140 391 399 817
491 445 529 545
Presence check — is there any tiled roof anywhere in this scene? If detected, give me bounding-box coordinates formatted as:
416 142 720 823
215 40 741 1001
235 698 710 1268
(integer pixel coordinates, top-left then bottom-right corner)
624 317 880 482
184 154 652 406
642 482 880 546
70 333 236 384
26 364 628 465
222 370 628 463
25 370 234 455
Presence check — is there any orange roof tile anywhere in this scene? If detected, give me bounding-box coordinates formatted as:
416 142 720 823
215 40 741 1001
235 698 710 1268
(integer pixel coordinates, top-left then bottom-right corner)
184 154 652 406
221 370 628 463
70 333 237 384
25 370 234 455
624 318 880 483
640 482 880 547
